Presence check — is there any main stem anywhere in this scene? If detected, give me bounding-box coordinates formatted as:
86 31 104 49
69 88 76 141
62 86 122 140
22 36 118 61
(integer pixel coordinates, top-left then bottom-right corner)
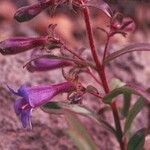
83 6 125 150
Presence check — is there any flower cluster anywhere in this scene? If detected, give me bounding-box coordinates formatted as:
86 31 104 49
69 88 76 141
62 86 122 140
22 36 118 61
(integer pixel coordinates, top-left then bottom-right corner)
0 0 87 128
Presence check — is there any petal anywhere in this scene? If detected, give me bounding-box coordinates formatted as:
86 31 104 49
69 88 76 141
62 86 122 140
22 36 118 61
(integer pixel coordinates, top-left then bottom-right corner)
28 85 56 107
14 98 26 115
28 82 75 107
7 85 19 96
20 108 32 128
18 85 30 103
14 98 32 128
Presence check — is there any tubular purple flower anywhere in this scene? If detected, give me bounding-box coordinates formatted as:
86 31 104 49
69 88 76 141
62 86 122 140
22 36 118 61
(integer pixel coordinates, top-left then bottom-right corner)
0 37 47 55
9 82 75 128
14 0 54 22
26 57 73 72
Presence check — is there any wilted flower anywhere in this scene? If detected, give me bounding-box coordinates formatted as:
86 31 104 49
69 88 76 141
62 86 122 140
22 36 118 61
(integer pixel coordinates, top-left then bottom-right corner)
0 37 47 55
14 0 54 22
26 56 73 72
9 82 75 128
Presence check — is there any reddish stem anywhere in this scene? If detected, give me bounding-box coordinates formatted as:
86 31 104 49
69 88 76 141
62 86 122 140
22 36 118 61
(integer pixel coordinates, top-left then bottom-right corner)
82 5 125 150
82 6 109 93
102 35 110 63
88 92 103 99
63 45 83 61
87 68 102 85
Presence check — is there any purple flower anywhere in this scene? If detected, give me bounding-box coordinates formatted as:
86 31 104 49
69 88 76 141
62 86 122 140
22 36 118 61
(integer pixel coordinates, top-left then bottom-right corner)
9 82 75 128
14 0 53 22
0 37 47 55
26 56 73 72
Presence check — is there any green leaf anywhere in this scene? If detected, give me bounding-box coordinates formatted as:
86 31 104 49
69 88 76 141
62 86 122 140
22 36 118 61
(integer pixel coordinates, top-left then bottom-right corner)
103 84 150 105
126 83 150 104
44 101 61 109
65 111 98 150
41 102 64 114
122 91 132 118
103 86 131 104
128 128 145 150
124 98 145 133
42 102 93 116
42 102 116 137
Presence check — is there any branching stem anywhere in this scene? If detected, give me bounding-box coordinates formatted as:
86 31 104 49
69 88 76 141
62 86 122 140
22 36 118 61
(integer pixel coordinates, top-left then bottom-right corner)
82 4 125 150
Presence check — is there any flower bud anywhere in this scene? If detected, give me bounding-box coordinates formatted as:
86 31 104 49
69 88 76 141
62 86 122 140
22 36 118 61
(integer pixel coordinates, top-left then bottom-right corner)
0 37 47 55
26 56 73 72
14 0 53 22
111 15 135 33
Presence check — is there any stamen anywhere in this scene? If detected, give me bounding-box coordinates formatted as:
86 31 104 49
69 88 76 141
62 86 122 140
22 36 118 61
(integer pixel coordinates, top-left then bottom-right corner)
22 103 30 109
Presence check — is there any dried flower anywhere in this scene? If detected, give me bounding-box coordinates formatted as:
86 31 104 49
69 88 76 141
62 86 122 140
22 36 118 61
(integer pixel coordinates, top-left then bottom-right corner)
0 37 47 55
9 82 75 128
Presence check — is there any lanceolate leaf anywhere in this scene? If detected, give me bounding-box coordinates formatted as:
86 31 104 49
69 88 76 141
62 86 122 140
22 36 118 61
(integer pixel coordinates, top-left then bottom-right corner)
122 91 132 118
127 128 146 150
103 84 150 105
42 102 116 136
124 98 145 133
42 102 93 116
104 43 150 64
127 83 150 104
103 86 131 104
65 111 98 150
42 102 98 150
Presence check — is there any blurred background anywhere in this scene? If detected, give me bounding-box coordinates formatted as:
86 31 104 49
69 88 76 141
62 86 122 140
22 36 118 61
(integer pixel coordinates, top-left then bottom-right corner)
0 0 150 149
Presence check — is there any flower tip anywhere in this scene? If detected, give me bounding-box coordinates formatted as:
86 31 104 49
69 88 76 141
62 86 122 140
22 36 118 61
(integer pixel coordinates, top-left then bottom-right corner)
14 11 26 22
14 7 37 22
21 111 32 129
7 85 18 95
14 98 32 129
14 1 51 22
